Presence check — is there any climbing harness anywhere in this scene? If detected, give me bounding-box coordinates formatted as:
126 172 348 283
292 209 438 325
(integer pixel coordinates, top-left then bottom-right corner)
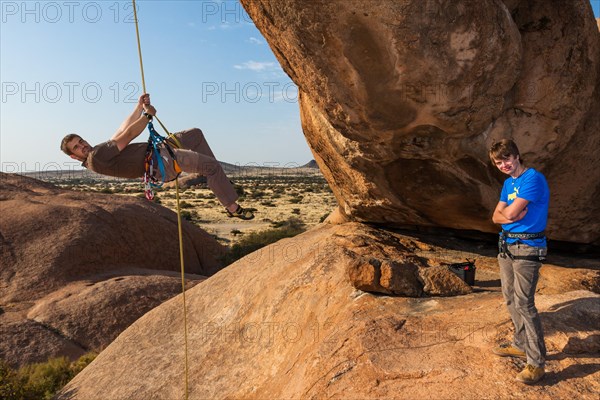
132 1 190 398
142 120 182 200
498 230 547 262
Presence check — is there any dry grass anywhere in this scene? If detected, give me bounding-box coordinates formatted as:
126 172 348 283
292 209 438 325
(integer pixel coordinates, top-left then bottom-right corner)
55 172 337 247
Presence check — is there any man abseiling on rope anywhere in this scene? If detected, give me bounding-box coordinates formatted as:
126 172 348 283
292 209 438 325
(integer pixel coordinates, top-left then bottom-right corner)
60 94 254 220
489 139 549 385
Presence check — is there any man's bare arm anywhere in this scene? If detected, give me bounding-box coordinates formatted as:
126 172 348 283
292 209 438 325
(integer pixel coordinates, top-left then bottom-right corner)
111 113 149 151
110 94 156 151
114 100 145 136
492 199 528 224
502 197 529 221
110 94 155 152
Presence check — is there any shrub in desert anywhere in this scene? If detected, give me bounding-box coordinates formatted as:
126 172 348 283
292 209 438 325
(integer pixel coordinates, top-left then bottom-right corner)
178 201 194 209
221 217 306 265
0 353 97 400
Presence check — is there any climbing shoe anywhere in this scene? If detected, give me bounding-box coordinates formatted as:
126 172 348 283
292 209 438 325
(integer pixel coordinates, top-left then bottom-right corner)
492 344 526 359
226 205 255 220
516 364 545 384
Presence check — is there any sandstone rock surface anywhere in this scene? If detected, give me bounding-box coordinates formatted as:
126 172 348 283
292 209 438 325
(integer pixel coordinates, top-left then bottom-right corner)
340 225 472 297
0 172 222 303
26 272 202 351
0 173 222 366
241 0 600 244
58 222 600 399
418 265 473 296
0 319 86 368
163 173 207 189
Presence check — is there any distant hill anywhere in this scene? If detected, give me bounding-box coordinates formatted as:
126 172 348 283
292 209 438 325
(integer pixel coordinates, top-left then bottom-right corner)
300 160 319 169
218 160 320 176
19 160 323 183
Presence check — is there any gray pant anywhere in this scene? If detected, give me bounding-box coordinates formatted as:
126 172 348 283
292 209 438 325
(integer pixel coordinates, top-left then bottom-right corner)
498 243 547 367
158 128 238 208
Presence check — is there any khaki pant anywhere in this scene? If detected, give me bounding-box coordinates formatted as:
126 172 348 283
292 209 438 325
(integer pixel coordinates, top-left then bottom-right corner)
498 243 547 367
157 128 238 208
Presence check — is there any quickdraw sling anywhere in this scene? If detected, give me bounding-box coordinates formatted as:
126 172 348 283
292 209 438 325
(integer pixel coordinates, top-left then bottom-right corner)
142 120 182 200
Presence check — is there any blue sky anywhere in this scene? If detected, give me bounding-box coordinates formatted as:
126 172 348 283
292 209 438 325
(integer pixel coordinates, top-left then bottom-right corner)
1 1 599 173
1 0 306 173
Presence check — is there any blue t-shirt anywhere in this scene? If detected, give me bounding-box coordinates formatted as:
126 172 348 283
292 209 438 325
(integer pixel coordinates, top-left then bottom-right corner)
500 168 549 247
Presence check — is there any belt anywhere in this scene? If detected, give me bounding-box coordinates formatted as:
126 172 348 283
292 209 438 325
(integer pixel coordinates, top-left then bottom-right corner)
502 230 545 240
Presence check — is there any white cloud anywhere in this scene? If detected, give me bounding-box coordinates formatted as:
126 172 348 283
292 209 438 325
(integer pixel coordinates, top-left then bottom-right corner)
247 37 263 45
205 21 253 31
218 22 246 30
187 22 196 28
234 61 277 72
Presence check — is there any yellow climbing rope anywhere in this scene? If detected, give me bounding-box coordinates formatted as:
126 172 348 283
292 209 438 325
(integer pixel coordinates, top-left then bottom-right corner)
132 1 189 398
132 0 146 94
132 0 182 148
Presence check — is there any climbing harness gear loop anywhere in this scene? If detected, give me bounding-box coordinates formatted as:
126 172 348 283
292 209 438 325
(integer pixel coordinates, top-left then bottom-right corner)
498 231 547 262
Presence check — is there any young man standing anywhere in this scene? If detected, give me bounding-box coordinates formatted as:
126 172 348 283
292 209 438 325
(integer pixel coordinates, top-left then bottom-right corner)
489 139 549 384
60 94 253 220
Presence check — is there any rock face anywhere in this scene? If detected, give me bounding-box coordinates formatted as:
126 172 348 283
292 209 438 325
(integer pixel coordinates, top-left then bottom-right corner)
163 173 207 189
0 173 222 303
0 173 223 366
25 274 200 351
418 265 473 296
340 225 473 296
241 0 600 244
58 222 600 399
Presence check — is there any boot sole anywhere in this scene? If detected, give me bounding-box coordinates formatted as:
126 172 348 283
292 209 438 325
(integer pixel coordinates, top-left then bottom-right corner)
516 374 545 384
492 349 527 359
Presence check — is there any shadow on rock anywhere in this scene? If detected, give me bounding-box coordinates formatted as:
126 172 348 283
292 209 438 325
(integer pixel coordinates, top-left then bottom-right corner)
541 297 600 336
543 363 600 386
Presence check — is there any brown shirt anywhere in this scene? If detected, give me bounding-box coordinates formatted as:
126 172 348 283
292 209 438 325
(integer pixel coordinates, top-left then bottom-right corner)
83 140 147 179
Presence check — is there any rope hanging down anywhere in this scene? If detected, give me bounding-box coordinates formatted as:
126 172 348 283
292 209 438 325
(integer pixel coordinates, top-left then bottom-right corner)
132 1 190 399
